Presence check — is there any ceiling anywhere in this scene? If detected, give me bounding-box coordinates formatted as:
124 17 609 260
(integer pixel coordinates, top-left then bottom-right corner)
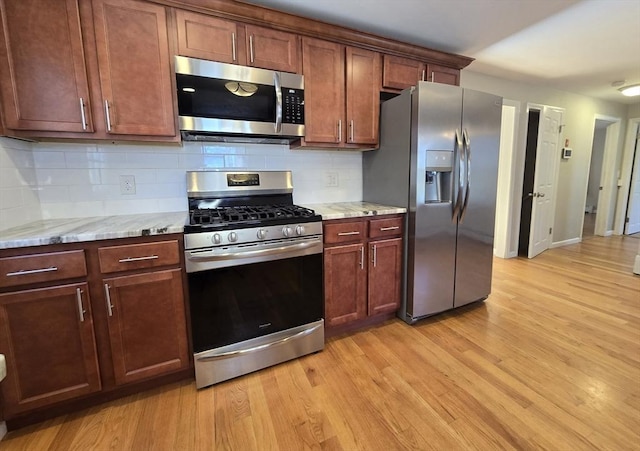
240 0 640 105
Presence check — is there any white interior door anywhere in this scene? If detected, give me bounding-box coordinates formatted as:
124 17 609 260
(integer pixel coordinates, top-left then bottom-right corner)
528 107 562 258
625 133 640 234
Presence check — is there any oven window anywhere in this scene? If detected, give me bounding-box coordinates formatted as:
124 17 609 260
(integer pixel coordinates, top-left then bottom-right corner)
177 74 276 123
188 253 322 353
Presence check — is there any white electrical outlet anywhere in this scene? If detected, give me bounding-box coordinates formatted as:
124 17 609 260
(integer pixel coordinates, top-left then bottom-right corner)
325 171 339 187
119 175 136 195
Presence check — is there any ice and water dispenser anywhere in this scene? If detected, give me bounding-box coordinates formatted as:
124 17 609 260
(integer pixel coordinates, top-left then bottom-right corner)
424 150 453 203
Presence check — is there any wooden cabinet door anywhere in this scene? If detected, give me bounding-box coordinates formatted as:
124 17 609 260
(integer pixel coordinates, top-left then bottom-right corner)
0 283 101 416
103 269 188 385
302 37 345 144
0 0 93 132
346 47 380 145
382 54 424 91
426 63 460 86
245 25 299 73
324 243 367 327
92 0 175 136
368 238 402 316
175 10 242 64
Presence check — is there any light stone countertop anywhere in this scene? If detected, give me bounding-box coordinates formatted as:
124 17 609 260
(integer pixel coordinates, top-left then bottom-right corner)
0 212 189 250
303 202 406 220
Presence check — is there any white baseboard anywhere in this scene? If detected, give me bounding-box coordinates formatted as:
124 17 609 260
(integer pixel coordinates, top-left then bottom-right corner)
551 238 581 248
0 421 6 441
603 230 614 237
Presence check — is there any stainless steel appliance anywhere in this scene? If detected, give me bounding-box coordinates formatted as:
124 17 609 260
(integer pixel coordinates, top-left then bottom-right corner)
175 56 304 143
363 82 502 322
184 171 324 388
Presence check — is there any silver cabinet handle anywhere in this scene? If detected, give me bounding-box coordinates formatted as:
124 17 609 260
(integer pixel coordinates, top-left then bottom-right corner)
379 226 399 231
249 35 255 63
350 120 354 143
79 97 87 130
421 69 425 81
337 119 342 143
6 266 58 277
231 32 237 62
337 231 360 236
538 192 545 198
359 246 364 270
104 100 112 132
76 288 86 322
118 255 158 263
372 244 377 268
104 283 114 317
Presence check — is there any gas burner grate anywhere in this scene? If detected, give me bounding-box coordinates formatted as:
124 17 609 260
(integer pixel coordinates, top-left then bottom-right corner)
189 204 317 227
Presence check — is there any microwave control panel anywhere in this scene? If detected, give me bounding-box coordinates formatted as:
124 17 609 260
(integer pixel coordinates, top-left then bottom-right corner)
283 88 304 124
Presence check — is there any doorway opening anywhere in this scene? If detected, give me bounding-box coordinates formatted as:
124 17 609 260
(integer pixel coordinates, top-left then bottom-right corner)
583 119 612 239
518 109 540 256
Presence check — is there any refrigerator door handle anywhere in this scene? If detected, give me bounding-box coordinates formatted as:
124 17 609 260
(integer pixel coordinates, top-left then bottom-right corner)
452 128 464 222
460 128 471 223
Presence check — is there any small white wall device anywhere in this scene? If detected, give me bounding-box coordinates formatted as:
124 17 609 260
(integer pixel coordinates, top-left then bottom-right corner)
562 147 573 159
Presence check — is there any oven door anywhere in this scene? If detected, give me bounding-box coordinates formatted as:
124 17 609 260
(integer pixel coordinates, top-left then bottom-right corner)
186 237 323 354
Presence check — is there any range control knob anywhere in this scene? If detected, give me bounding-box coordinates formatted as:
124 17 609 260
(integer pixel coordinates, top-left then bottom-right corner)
295 225 305 236
212 233 222 244
228 232 238 242
282 226 293 237
257 229 268 239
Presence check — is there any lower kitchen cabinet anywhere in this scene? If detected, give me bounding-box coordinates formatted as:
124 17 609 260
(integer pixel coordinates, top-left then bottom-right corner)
368 237 403 316
0 283 101 417
323 215 404 333
0 235 191 427
324 243 367 326
103 269 188 385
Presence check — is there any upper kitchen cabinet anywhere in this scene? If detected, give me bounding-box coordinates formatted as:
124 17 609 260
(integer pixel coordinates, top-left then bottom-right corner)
175 10 300 73
0 0 176 140
92 0 175 136
299 37 380 149
382 54 460 91
0 0 94 133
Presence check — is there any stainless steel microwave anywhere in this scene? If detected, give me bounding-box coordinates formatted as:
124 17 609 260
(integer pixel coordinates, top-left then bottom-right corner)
175 56 304 143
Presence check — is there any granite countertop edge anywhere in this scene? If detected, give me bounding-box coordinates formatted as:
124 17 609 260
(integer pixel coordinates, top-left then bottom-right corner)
303 202 407 221
0 212 189 250
0 202 407 250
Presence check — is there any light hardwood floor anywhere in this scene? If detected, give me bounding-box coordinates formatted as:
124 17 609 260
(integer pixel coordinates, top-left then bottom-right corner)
2 236 639 450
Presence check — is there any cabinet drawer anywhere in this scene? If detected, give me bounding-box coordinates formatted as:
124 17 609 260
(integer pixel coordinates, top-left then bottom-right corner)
368 217 403 239
98 240 180 274
0 250 87 288
323 220 366 244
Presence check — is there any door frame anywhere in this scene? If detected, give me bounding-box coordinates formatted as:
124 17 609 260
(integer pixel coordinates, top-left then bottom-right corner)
494 99 520 259
614 116 640 234
588 115 621 237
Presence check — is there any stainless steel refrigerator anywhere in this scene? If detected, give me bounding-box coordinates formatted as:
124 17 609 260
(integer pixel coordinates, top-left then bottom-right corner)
363 82 502 323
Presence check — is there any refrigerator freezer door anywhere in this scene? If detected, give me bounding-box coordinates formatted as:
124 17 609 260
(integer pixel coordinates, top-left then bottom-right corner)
453 89 502 307
407 82 462 320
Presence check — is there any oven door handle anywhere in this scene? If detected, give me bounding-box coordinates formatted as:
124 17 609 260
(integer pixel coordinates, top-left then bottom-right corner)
196 322 323 362
187 238 321 262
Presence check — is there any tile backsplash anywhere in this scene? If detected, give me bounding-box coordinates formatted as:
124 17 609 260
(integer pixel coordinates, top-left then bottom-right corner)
0 139 363 230
0 137 41 231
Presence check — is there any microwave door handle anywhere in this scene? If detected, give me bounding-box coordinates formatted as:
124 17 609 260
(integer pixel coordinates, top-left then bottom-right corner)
274 72 283 134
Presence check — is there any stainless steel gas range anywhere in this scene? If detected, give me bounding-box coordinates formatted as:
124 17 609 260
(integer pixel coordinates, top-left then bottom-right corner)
183 170 324 388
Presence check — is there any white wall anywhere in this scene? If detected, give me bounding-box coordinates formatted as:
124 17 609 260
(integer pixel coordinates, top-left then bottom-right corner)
26 141 362 221
461 70 629 244
0 137 41 232
586 127 606 212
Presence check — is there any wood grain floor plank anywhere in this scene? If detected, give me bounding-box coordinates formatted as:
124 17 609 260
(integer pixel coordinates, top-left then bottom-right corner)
2 236 639 450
